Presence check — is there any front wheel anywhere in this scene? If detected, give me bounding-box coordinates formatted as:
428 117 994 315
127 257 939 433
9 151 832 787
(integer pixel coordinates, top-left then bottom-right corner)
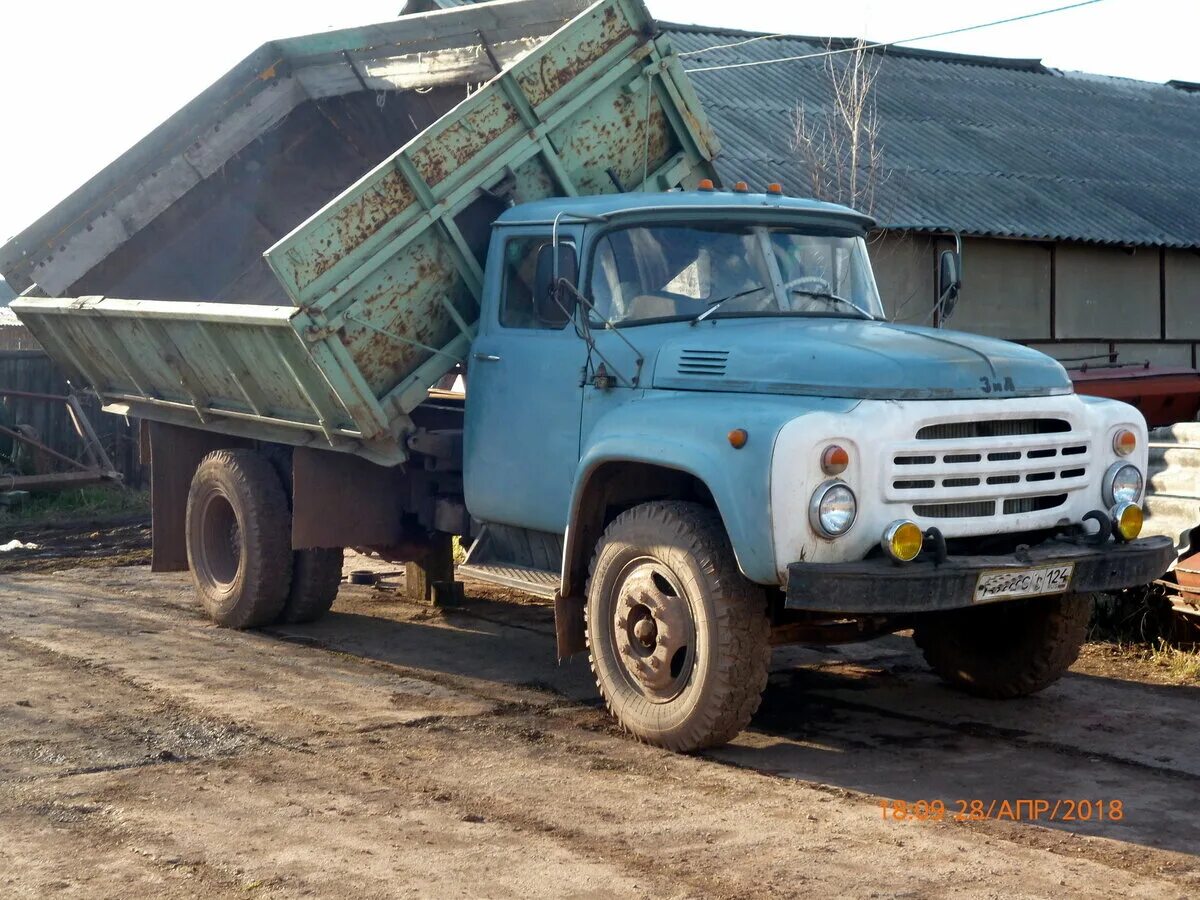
913 592 1092 698
585 501 770 751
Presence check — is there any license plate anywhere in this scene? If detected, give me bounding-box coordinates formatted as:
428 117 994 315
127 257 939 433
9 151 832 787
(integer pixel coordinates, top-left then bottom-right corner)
973 564 1074 604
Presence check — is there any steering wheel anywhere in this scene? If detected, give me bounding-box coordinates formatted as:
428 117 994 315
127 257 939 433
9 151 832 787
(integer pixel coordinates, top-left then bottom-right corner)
782 275 832 295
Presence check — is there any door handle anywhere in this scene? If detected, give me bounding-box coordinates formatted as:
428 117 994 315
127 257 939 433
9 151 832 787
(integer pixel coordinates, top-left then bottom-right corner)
473 352 502 362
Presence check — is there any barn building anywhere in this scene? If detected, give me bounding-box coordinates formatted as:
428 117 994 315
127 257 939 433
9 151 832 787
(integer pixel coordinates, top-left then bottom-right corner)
665 24 1200 372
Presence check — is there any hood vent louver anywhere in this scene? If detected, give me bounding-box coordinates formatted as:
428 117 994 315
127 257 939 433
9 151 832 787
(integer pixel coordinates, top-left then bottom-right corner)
677 349 730 377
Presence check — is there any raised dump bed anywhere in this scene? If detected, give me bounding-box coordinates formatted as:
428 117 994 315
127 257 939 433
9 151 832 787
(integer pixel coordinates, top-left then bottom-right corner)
9 0 718 465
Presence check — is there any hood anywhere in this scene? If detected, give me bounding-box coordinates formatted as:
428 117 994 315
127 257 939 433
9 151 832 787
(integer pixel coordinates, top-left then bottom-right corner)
651 319 1072 400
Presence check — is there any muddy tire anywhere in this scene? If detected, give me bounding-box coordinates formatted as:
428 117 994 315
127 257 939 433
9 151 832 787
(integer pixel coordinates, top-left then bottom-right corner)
185 449 292 629
256 443 343 625
585 501 771 752
280 548 344 624
913 593 1092 698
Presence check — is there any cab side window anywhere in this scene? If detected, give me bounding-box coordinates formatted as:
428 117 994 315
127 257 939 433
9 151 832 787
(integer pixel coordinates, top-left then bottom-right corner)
500 236 574 330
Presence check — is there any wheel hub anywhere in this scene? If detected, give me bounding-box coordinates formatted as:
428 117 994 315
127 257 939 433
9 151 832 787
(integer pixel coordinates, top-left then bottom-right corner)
612 564 695 701
198 491 242 587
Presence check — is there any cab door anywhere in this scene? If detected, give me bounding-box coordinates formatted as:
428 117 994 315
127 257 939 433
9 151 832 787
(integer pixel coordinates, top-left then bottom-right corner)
464 229 586 533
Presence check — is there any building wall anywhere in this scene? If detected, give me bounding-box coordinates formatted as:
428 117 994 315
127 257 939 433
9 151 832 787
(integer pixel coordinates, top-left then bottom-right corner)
869 232 935 325
1166 249 1200 340
870 234 1053 337
869 234 1200 370
1054 245 1159 340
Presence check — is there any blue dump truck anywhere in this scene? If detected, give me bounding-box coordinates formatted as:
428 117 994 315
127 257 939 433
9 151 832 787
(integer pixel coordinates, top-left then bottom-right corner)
6 0 1175 750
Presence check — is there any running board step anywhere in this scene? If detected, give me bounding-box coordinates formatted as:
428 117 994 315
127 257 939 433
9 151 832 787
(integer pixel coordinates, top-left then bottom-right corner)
458 523 564 600
457 563 559 599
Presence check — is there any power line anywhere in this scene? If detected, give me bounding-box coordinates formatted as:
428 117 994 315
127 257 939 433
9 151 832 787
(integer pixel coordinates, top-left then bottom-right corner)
678 32 792 58
683 0 1105 74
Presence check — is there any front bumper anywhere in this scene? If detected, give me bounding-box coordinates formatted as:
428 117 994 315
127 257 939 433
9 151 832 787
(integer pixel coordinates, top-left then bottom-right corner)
785 535 1176 614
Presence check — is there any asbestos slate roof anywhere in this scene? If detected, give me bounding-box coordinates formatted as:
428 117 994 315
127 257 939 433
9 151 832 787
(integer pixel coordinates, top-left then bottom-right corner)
665 25 1200 247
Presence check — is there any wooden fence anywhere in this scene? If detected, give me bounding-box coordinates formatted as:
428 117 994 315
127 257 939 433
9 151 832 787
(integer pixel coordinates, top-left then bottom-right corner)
0 350 142 486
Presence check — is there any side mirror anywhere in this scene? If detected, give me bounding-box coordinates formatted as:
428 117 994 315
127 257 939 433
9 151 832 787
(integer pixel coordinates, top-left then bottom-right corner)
534 242 578 327
937 249 962 321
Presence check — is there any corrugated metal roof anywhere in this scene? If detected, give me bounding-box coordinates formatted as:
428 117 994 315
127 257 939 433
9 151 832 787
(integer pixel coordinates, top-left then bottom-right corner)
666 25 1200 247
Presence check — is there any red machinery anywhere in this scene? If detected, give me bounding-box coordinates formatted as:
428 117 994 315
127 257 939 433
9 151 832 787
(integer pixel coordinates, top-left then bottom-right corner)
1069 362 1200 428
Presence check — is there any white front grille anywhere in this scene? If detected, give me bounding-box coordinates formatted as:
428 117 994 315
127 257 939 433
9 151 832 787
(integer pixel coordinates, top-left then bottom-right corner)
886 417 1092 519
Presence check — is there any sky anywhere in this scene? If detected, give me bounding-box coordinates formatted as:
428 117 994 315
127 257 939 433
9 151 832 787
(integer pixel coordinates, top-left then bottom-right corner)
0 0 1193 251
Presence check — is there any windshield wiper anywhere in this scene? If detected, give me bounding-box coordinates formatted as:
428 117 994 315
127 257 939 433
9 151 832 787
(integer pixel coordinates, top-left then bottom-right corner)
788 289 874 320
691 284 768 325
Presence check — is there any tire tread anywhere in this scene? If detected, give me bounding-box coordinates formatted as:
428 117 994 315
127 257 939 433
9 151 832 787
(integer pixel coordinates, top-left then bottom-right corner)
913 592 1091 698
585 501 770 751
186 449 292 629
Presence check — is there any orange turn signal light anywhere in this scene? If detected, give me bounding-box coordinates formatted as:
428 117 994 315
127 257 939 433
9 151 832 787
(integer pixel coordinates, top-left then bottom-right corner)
821 444 849 475
1113 429 1137 456
728 428 749 449
733 180 749 192
766 182 784 195
697 178 715 191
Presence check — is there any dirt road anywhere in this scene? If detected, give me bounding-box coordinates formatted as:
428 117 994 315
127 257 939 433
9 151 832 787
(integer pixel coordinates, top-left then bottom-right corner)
0 561 1197 898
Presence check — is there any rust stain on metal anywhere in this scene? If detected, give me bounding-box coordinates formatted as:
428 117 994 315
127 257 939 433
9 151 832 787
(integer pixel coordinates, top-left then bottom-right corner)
517 6 629 108
302 170 416 284
412 99 519 188
563 94 670 188
341 241 458 392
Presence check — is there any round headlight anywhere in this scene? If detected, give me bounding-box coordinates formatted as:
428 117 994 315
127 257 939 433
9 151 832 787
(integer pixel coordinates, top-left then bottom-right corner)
810 481 857 537
1103 462 1143 507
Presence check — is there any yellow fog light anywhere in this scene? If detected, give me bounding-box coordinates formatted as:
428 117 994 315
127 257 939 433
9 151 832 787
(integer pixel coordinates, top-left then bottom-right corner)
882 519 924 563
1111 502 1143 542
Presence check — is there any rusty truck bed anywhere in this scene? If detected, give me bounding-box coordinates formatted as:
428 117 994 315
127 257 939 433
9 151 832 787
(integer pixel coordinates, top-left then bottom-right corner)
8 0 718 465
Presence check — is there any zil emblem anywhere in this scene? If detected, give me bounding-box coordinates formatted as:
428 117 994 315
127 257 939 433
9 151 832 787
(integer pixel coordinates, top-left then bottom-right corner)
980 376 1016 394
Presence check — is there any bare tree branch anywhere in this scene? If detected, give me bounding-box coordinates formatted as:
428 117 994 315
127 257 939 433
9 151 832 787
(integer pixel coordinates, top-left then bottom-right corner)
790 39 889 217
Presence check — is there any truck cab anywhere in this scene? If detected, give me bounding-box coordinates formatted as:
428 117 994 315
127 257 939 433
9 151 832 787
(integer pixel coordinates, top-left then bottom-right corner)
456 187 1173 749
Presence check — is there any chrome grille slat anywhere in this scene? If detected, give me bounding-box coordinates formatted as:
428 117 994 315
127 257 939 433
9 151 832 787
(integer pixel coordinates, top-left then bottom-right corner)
888 416 1091 519
916 418 1071 440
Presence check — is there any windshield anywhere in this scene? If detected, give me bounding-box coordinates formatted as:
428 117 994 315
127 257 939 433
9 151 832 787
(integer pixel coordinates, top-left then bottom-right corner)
588 224 884 325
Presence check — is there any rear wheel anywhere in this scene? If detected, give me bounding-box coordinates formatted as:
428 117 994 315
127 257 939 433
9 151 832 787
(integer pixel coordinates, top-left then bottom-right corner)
913 592 1092 698
280 548 344 623
185 449 292 628
258 443 343 625
585 501 770 751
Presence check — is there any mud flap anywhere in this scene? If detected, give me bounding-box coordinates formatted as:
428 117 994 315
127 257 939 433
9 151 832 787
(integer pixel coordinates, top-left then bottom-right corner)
554 592 587 661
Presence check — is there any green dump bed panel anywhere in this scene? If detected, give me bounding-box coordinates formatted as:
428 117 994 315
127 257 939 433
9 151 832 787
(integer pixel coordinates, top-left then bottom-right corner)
12 0 718 465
